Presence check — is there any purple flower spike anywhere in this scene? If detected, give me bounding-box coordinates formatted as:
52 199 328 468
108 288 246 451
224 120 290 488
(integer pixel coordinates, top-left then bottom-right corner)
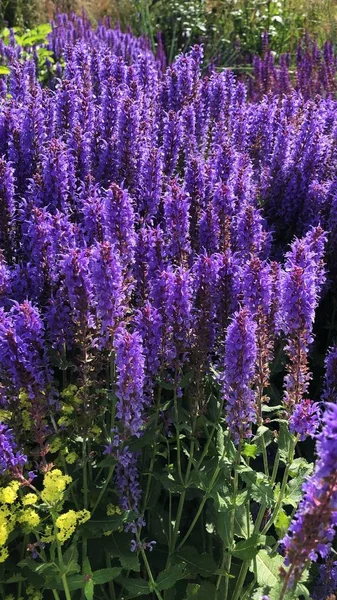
0 423 27 475
281 403 337 587
223 308 257 444
114 324 145 438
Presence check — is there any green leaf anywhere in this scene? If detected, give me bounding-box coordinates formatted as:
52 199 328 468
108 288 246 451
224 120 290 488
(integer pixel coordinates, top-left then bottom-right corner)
232 534 266 560
97 455 117 467
63 544 79 566
105 533 140 571
156 564 185 591
242 443 258 458
278 422 294 463
4 573 26 583
176 546 218 577
216 425 225 457
0 66 10 75
153 471 185 493
184 581 217 599
93 567 122 585
84 578 94 600
239 467 274 508
61 560 80 577
82 510 135 537
275 509 291 537
118 577 151 597
83 557 92 577
251 550 284 587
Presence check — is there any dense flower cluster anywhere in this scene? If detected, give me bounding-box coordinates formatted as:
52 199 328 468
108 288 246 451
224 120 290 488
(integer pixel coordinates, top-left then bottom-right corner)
0 12 336 599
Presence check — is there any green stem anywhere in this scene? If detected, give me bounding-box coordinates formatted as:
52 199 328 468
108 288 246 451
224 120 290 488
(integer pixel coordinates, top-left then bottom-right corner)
176 444 227 552
91 465 115 517
82 437 88 570
142 386 162 513
173 386 183 485
52 591 62 600
270 448 280 486
54 524 72 600
262 439 296 536
136 532 164 600
106 550 117 600
220 444 241 600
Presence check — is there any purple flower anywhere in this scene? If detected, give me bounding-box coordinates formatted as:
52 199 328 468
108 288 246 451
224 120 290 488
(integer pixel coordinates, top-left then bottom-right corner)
289 400 321 441
114 324 145 438
323 345 337 403
164 180 191 263
103 183 136 268
223 308 257 443
89 241 124 343
281 403 337 587
312 555 337 600
0 423 27 474
281 228 326 410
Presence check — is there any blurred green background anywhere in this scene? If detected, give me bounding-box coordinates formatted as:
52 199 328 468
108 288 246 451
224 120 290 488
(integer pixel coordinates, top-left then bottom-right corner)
2 0 337 66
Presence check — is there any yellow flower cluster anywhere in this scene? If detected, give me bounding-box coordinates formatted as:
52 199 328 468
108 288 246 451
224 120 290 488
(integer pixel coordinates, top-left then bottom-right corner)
18 508 40 530
41 469 72 505
65 452 77 464
0 481 20 504
104 504 123 536
0 504 16 562
22 493 38 506
106 504 122 516
18 390 32 431
56 509 90 543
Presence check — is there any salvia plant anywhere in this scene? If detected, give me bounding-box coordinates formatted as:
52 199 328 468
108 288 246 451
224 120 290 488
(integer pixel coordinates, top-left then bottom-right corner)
0 11 337 600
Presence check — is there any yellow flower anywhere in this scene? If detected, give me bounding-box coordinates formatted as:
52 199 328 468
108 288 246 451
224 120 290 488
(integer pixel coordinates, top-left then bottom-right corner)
49 437 62 453
0 481 20 504
0 547 8 563
41 469 72 505
65 452 77 464
62 404 74 415
0 410 12 422
57 416 70 427
18 508 40 529
106 504 122 516
22 493 38 506
56 509 90 543
0 505 16 546
41 525 55 543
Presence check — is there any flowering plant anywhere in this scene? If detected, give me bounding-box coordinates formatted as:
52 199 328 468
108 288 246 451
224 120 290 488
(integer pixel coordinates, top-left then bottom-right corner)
0 12 336 600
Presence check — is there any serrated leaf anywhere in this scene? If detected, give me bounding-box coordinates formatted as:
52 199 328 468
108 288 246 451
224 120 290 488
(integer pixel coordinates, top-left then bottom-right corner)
242 443 258 458
105 533 140 571
278 422 294 463
4 573 26 583
82 510 135 537
184 581 217 599
176 546 218 577
232 534 266 560
239 468 274 508
118 576 151 597
156 564 185 591
153 471 185 493
84 578 94 600
275 509 291 537
97 454 117 467
251 550 284 587
93 567 121 585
